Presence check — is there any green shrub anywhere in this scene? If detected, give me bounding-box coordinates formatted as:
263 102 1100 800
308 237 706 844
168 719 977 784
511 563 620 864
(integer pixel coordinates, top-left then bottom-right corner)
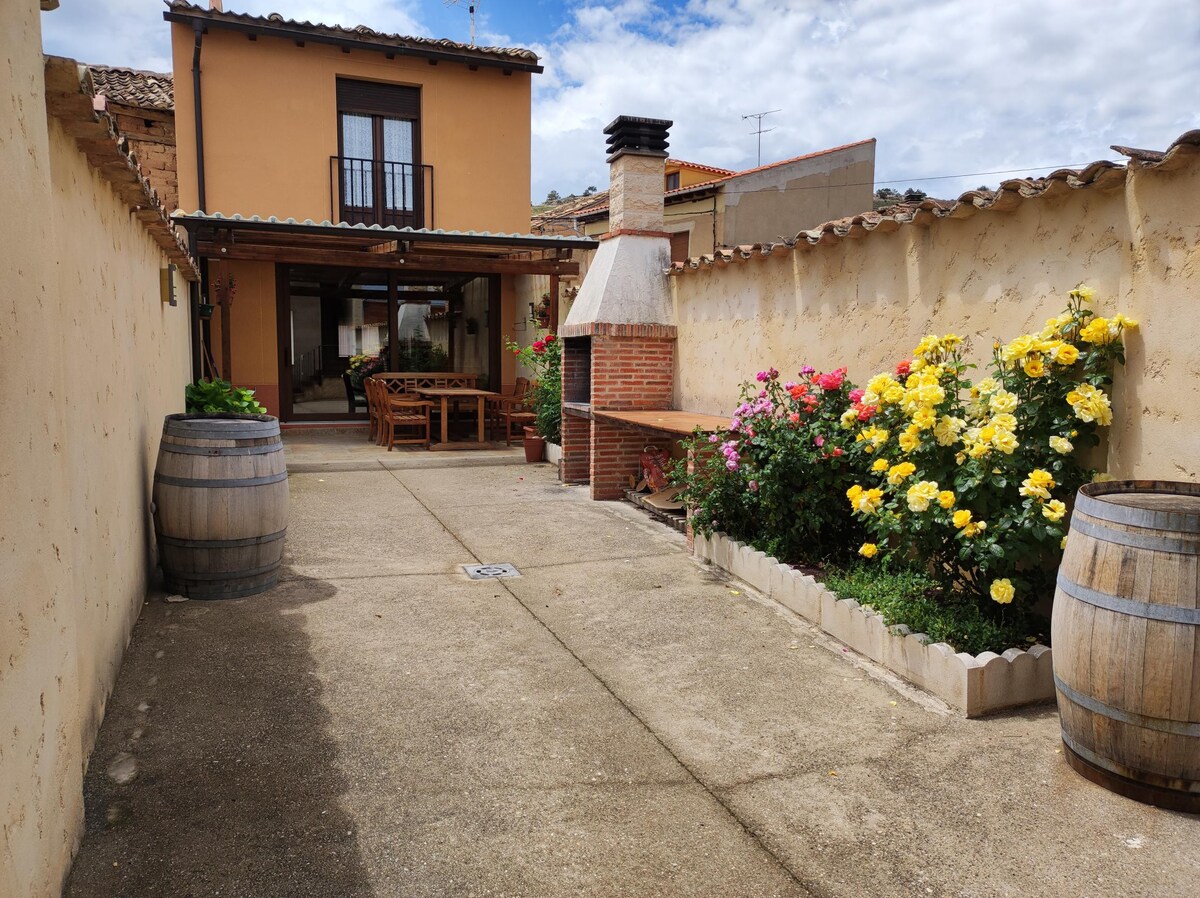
185 379 266 415
821 563 1046 656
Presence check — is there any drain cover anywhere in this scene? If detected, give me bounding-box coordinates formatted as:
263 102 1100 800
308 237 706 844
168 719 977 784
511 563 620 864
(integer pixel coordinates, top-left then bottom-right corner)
463 563 520 580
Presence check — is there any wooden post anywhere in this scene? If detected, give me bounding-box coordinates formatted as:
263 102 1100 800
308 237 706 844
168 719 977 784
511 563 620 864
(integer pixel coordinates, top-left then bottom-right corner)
549 273 560 333
215 256 232 382
387 269 400 371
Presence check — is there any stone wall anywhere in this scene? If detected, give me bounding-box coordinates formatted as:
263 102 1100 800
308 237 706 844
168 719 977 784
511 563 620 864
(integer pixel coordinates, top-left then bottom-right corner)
669 145 1200 481
0 9 193 896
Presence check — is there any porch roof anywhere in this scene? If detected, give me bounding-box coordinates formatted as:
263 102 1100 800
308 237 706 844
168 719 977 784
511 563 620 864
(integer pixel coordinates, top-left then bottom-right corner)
173 212 597 277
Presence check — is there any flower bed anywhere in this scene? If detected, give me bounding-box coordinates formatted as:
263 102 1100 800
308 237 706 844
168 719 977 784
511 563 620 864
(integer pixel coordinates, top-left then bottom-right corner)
675 285 1135 704
693 530 1054 717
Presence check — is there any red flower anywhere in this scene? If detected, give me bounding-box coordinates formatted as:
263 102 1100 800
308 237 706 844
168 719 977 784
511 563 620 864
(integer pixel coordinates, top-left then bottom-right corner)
788 383 809 400
856 404 877 422
545 333 556 343
788 412 801 423
832 447 844 457
815 368 847 391
895 359 911 377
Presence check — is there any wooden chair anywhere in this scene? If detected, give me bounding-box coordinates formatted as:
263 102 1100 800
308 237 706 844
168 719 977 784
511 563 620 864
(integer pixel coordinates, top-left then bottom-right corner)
365 377 386 444
381 395 433 450
488 377 537 445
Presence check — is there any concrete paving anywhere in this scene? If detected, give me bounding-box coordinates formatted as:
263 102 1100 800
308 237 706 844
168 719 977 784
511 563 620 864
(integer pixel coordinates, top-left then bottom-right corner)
66 442 1198 897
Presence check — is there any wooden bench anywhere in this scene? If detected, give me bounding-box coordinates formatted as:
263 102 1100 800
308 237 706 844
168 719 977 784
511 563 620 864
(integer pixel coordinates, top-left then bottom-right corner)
365 372 482 444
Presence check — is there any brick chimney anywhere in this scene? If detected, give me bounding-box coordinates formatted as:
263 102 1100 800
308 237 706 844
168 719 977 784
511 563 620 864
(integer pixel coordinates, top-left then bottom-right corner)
560 116 678 499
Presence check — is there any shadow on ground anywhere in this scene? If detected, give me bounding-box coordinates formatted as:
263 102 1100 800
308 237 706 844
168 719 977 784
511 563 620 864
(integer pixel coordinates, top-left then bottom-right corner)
65 570 375 898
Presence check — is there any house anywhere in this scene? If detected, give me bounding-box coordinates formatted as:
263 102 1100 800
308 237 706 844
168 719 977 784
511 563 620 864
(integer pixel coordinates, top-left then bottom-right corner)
165 1 595 421
532 141 876 264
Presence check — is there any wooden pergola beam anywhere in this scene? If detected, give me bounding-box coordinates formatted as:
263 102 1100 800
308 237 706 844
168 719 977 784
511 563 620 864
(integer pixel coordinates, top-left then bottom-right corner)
196 241 580 275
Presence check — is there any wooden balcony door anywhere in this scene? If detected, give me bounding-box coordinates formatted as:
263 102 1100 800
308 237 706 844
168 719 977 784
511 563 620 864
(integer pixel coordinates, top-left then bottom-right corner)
336 79 421 228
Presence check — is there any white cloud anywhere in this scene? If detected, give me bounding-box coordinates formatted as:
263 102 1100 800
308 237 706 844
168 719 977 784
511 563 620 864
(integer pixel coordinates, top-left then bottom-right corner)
39 0 1200 208
530 0 1200 202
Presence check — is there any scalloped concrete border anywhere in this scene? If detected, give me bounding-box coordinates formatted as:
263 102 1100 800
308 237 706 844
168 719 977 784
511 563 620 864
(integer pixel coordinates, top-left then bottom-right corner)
693 531 1054 717
545 442 562 467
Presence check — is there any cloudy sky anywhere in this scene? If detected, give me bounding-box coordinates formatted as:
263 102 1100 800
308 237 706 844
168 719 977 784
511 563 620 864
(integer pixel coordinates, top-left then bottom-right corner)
41 0 1199 204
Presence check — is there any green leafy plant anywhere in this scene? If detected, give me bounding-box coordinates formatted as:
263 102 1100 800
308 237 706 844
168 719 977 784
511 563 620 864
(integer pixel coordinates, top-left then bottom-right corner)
673 365 868 566
822 562 1047 656
506 333 561 443
844 286 1134 609
185 379 266 415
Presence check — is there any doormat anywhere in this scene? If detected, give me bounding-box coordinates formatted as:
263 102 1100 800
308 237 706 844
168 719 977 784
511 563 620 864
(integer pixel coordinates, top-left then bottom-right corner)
463 563 521 580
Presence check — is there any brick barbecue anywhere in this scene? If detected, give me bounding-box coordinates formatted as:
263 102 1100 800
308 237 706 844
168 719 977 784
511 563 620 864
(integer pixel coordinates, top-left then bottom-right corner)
560 116 678 499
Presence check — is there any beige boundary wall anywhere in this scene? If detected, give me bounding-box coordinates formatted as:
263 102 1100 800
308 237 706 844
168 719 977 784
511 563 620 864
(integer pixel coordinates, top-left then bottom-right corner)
669 142 1200 482
1 6 193 896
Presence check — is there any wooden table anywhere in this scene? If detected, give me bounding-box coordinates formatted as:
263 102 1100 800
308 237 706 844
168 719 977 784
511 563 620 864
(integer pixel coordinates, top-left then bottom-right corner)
416 387 498 450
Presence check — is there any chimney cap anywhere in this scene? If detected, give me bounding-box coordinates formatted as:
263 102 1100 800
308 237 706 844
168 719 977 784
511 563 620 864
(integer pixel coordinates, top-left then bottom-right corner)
603 115 672 163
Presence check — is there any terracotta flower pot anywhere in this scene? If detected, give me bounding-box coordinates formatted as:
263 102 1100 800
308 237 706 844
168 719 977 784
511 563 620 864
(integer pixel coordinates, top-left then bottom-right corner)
523 426 546 463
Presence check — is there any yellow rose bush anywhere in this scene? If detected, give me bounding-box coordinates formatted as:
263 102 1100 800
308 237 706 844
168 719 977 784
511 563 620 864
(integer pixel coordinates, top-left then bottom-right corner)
845 286 1133 608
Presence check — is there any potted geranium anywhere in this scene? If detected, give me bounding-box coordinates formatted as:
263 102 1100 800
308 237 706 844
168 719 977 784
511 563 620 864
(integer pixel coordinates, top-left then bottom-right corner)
506 332 561 461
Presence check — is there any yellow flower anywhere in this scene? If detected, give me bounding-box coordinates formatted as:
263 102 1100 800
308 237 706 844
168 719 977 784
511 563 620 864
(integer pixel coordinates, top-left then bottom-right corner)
898 428 921 453
975 377 999 395
988 390 1018 414
1066 383 1113 426
990 579 1015 605
1019 469 1056 501
911 406 937 430
913 334 940 358
1061 535 1068 550
1049 435 1073 454
990 413 1017 432
933 415 964 447
1002 334 1035 362
992 430 1019 455
872 458 890 473
906 480 940 512
1022 356 1046 378
939 334 964 352
952 509 973 529
856 426 889 453
847 484 863 506
858 543 879 559
839 408 859 429
1043 499 1067 522
937 490 956 509
1114 312 1138 330
1093 472 1114 483
883 383 906 405
1049 342 1079 366
853 488 885 515
866 373 897 397
1072 284 1095 303
963 520 987 538
886 462 917 485
1079 316 1118 344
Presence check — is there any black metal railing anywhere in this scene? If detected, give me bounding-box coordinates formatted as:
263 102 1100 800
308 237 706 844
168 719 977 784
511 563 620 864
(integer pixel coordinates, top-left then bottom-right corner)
330 156 434 230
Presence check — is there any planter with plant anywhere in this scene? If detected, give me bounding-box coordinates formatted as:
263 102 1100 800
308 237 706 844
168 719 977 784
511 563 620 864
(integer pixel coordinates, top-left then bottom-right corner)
506 332 562 445
185 378 267 415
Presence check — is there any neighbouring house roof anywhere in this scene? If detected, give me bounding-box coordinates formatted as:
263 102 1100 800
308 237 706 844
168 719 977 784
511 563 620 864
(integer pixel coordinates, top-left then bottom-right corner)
43 55 197 280
531 192 610 234
569 138 877 221
667 159 735 176
667 130 1200 275
87 65 174 111
163 2 543 73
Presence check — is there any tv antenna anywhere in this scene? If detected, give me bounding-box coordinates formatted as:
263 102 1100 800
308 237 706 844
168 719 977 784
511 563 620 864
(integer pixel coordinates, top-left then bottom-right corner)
742 108 780 166
444 0 478 46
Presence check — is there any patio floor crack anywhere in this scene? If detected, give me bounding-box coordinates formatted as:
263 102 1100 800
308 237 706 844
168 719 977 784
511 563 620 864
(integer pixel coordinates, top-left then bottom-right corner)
382 466 822 898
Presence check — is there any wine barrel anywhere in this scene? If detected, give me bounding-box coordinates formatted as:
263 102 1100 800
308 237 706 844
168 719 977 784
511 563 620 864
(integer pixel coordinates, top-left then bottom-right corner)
152 414 288 599
1052 480 1200 811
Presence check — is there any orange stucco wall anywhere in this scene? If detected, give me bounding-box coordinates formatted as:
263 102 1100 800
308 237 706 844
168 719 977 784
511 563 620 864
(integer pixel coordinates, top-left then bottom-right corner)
171 24 532 232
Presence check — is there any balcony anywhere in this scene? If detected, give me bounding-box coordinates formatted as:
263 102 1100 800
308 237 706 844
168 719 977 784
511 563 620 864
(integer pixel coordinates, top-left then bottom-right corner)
330 156 434 230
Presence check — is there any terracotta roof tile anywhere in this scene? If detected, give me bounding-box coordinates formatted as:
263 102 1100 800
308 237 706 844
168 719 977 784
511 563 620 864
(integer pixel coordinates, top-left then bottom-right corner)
667 158 735 176
87 65 173 111
164 2 539 67
667 130 1200 276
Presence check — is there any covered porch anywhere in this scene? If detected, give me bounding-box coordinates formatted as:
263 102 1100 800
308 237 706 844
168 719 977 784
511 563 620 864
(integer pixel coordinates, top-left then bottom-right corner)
173 212 595 424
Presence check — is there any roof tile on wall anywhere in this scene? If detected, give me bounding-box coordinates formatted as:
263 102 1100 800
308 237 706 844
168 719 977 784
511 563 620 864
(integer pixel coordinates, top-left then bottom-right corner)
87 65 174 111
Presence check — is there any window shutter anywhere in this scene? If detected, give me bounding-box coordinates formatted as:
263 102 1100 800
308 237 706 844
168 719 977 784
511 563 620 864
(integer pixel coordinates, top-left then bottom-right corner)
336 79 420 118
